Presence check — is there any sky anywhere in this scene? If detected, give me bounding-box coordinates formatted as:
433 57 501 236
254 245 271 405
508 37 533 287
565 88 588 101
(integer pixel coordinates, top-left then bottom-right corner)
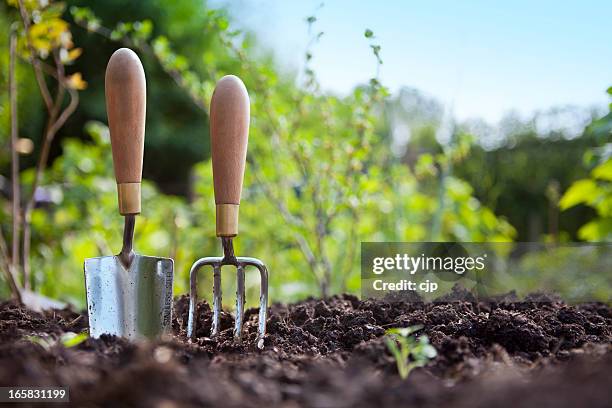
213 0 612 123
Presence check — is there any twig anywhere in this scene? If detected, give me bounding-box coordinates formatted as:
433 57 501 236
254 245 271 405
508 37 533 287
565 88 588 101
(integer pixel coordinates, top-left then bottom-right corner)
47 88 79 137
49 51 66 122
0 229 22 302
66 315 83 328
17 0 53 113
22 87 78 284
250 158 324 287
9 29 21 279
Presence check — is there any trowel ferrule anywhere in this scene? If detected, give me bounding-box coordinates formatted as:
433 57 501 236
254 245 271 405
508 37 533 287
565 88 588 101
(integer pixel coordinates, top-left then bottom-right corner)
117 182 141 215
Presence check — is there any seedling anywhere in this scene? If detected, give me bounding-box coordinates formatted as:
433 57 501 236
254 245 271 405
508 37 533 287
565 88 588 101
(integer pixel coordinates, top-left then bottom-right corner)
385 325 437 379
25 332 89 350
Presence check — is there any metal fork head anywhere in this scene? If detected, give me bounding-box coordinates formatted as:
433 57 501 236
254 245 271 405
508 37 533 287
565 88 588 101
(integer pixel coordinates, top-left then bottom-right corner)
187 237 269 349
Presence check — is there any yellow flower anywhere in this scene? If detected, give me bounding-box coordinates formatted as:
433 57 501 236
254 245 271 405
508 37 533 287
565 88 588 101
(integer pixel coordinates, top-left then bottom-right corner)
67 72 87 90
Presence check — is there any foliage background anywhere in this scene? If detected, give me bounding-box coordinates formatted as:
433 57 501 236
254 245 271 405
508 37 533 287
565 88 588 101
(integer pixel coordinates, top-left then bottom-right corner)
0 0 610 307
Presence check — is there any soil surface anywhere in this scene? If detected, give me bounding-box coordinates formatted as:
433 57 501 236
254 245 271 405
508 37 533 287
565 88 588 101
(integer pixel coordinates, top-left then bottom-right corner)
0 289 610 407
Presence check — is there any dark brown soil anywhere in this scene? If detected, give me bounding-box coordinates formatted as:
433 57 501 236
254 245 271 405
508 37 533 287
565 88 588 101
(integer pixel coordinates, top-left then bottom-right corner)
0 292 610 407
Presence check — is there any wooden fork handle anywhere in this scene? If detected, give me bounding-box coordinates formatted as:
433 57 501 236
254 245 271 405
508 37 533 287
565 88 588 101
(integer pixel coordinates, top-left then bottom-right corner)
210 75 250 237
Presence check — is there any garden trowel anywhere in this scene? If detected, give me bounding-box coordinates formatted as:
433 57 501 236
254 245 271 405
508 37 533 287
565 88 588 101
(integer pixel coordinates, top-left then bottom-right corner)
84 48 174 339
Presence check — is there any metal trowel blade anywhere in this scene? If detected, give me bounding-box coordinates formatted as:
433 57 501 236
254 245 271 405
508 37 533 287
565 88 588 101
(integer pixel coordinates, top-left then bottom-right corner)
84 254 173 339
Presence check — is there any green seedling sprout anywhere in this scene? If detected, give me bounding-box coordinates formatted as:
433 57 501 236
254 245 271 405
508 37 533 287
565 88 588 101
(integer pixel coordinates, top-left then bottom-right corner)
385 325 437 379
25 332 89 350
60 332 89 348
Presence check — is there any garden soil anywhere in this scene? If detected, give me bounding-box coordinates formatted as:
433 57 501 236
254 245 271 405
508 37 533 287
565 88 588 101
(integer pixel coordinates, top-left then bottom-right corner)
0 288 610 407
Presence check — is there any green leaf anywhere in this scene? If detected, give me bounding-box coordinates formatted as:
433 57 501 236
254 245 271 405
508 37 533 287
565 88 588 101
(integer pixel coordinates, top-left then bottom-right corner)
61 332 89 348
364 29 374 38
578 218 612 241
216 16 229 30
386 325 423 337
592 159 612 181
559 179 598 210
133 20 153 40
419 337 437 358
25 335 53 350
384 325 435 379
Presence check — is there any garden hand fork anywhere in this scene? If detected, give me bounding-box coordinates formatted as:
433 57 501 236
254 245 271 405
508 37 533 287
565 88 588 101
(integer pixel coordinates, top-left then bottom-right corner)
187 75 269 349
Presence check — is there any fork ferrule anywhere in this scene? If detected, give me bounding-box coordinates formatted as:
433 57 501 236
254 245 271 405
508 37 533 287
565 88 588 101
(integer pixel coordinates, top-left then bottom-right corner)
216 204 239 237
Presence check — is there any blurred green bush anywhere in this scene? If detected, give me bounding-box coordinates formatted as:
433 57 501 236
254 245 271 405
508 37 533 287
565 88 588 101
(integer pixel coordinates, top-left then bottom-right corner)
21 0 612 307
560 87 612 241
17 97 515 307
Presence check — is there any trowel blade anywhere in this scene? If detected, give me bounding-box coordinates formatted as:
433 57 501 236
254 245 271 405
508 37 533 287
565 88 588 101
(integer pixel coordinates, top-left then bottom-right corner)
84 254 174 339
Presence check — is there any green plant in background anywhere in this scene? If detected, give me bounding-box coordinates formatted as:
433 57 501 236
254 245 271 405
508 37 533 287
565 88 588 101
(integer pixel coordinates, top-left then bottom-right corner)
71 6 514 297
0 0 517 305
67 0 242 195
0 0 87 301
560 87 612 241
70 7 393 297
385 326 437 379
560 158 612 240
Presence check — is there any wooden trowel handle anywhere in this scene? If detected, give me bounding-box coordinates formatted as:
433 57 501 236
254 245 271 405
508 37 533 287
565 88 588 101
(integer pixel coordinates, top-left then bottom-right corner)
105 48 146 215
210 75 250 237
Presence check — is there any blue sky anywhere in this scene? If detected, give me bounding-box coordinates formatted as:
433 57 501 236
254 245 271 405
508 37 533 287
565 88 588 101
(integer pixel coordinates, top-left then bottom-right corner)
215 0 611 123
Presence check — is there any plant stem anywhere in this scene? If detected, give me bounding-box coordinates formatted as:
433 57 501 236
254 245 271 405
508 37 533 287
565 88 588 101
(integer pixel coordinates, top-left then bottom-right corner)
430 117 455 241
9 29 21 279
17 0 53 113
1 30 23 301
0 230 22 301
21 88 78 286
17 2 80 287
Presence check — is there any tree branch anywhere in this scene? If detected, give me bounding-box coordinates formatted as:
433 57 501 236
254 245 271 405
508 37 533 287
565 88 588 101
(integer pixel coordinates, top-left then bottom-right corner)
9 29 21 277
17 0 53 113
21 87 78 285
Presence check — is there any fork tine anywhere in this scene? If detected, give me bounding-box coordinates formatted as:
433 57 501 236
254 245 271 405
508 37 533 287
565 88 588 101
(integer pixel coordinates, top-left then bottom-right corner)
253 262 268 349
240 258 268 349
187 257 221 340
234 265 246 342
187 261 200 339
211 265 222 336
188 255 268 347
